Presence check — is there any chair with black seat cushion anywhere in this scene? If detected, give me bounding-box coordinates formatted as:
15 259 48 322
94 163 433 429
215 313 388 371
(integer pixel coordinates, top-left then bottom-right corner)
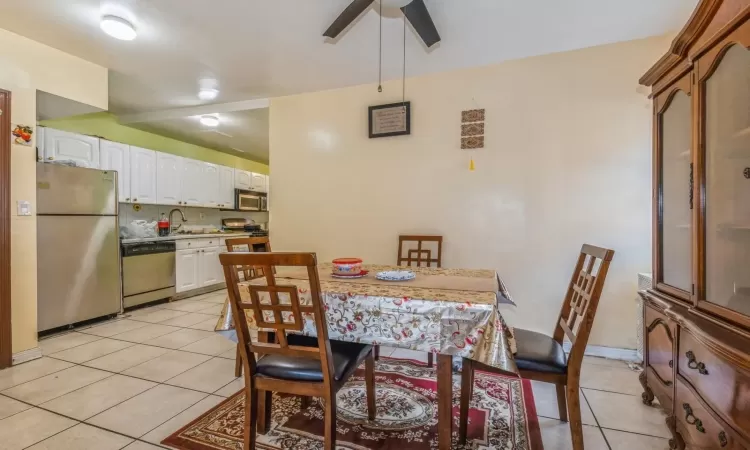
458 244 614 450
220 251 376 450
225 237 272 378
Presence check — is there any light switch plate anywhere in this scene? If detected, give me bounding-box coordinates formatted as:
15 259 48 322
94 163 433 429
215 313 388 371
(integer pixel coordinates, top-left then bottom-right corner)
17 200 32 216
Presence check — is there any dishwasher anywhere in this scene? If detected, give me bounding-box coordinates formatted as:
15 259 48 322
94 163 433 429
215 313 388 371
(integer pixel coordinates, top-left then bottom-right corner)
121 241 176 309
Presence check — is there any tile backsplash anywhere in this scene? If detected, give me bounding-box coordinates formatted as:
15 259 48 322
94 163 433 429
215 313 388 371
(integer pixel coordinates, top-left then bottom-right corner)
119 203 268 231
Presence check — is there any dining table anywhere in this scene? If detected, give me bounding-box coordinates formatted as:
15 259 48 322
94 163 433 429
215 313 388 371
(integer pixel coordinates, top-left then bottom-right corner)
215 262 518 450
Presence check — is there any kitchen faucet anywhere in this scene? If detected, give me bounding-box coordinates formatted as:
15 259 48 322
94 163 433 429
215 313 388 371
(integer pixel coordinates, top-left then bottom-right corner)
168 208 187 234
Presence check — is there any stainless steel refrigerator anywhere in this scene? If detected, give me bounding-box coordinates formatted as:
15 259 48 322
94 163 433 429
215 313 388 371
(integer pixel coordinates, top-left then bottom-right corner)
37 163 122 332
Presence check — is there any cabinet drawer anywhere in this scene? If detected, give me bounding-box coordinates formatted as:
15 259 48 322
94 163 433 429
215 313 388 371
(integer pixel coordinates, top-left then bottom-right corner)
674 376 740 449
678 330 750 435
175 238 221 250
645 304 675 387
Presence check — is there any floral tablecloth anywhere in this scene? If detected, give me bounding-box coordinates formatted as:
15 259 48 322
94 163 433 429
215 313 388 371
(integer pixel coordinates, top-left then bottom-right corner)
215 264 517 374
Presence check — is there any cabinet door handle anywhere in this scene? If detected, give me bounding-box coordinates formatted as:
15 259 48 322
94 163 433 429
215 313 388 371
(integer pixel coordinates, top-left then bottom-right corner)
47 156 54 160
685 351 709 375
133 198 138 202
683 403 705 433
669 360 673 368
125 198 130 201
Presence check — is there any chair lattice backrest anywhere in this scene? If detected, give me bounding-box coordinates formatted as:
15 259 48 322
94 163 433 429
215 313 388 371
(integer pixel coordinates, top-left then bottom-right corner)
225 237 271 280
397 235 443 268
553 244 615 365
220 252 336 383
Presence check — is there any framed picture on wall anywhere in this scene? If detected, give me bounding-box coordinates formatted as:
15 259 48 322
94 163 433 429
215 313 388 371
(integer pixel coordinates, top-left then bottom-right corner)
368 102 411 138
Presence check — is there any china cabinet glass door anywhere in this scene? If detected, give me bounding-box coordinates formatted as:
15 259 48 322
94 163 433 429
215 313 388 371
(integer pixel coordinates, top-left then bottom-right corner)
657 89 692 294
703 43 750 318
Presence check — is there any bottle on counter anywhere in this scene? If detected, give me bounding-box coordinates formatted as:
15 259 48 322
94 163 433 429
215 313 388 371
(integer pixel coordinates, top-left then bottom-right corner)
157 213 170 237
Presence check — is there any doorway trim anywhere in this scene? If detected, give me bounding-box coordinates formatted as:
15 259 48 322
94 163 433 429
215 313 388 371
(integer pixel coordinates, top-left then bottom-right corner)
0 89 11 369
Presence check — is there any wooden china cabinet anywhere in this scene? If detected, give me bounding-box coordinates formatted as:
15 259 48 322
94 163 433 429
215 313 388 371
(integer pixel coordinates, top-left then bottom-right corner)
638 0 750 448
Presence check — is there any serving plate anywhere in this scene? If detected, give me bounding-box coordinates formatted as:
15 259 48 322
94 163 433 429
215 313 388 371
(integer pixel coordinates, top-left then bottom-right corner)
376 270 416 282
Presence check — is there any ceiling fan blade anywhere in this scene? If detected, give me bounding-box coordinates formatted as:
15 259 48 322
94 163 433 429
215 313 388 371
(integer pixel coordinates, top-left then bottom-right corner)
401 0 441 48
323 0 375 39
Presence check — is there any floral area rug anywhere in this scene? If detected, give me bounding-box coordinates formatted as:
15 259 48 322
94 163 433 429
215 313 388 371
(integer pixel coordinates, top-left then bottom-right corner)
162 357 543 450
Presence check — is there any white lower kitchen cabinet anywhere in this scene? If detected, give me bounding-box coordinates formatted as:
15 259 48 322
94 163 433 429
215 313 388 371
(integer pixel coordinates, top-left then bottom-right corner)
176 245 224 293
199 246 223 287
176 248 200 293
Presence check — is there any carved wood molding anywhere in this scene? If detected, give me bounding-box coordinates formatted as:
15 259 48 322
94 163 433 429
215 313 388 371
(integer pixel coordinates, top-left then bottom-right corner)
647 318 675 343
640 0 724 86
667 310 750 375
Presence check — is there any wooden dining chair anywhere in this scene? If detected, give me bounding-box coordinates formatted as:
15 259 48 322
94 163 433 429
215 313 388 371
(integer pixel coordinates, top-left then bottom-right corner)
397 235 443 268
381 234 444 367
220 251 376 450
458 244 614 450
225 237 272 378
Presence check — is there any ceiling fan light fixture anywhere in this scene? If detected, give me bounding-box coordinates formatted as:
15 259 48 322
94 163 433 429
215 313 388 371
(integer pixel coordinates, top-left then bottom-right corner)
198 88 219 101
100 15 137 41
200 115 220 127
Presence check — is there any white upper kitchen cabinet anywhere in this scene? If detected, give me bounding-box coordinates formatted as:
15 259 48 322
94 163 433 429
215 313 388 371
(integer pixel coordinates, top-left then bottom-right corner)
176 249 199 293
182 158 204 206
218 165 234 209
156 152 183 206
250 172 267 192
100 140 131 202
234 169 252 190
202 163 220 208
43 128 100 168
36 126 45 162
129 146 157 204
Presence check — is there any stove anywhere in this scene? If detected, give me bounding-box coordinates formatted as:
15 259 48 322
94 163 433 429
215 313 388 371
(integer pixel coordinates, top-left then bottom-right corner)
222 218 268 237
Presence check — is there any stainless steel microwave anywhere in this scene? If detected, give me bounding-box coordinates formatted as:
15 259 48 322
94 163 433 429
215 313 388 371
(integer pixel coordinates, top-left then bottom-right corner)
235 189 267 211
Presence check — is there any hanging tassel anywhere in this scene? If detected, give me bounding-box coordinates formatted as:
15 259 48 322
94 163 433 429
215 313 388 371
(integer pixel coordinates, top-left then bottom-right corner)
469 156 475 171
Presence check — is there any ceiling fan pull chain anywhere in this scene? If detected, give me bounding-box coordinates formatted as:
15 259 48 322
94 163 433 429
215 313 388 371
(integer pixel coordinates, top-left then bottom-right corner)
378 0 383 93
402 15 406 105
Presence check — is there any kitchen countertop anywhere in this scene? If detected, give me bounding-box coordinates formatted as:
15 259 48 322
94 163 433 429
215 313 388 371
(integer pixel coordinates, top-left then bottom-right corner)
121 232 255 244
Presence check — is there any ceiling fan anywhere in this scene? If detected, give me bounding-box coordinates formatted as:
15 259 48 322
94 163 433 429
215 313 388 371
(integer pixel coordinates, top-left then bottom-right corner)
323 0 441 48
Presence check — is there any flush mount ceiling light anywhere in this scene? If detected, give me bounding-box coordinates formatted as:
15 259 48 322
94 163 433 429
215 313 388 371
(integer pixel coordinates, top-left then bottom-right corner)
198 88 219 101
100 15 137 41
200 115 220 127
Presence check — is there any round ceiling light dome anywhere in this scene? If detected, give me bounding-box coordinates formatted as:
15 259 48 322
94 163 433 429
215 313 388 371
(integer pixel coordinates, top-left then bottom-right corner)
100 15 137 41
198 88 219 101
377 0 412 9
200 115 220 127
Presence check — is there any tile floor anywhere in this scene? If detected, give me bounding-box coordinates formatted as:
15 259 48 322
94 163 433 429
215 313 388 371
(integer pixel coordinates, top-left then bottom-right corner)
0 289 671 449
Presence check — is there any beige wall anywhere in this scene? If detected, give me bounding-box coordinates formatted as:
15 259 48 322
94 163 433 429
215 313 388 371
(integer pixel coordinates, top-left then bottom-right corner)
0 28 108 353
270 35 671 349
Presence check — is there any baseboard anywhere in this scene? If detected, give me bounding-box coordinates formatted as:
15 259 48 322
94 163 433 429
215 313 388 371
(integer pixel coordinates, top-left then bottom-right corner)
562 342 640 363
172 283 226 301
12 347 42 365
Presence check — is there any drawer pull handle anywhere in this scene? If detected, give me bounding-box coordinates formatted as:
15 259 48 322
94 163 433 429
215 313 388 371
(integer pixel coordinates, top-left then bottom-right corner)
719 431 728 447
685 351 709 375
683 403 705 433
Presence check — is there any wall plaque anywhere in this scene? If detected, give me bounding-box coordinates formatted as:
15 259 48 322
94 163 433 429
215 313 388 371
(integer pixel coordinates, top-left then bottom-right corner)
368 102 411 138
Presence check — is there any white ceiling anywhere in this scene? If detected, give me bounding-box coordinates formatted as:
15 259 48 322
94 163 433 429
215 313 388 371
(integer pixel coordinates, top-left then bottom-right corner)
0 0 697 161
